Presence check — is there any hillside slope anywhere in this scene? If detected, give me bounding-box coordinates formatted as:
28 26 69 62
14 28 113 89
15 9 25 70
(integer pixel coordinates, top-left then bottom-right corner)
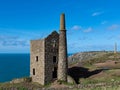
68 51 120 66
0 51 120 89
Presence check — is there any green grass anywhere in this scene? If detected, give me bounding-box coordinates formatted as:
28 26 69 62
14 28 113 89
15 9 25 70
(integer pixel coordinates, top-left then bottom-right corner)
0 52 120 89
79 70 120 85
90 86 120 90
82 52 120 66
0 82 43 90
72 86 120 90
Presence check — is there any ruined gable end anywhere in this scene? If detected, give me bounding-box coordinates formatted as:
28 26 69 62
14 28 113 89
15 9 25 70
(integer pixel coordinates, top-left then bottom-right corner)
30 31 59 85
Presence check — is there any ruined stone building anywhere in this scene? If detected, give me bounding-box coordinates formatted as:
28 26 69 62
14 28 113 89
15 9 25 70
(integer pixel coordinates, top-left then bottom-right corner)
30 14 68 85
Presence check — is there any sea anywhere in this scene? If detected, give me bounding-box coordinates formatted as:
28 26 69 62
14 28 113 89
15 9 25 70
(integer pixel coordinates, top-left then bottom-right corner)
0 54 30 82
0 53 72 82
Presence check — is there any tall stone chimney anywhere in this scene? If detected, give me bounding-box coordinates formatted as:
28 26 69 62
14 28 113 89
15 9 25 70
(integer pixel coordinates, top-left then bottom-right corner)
58 13 68 82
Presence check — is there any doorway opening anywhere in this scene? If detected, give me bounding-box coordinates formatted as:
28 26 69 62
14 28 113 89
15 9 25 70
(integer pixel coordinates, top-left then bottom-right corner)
52 67 57 78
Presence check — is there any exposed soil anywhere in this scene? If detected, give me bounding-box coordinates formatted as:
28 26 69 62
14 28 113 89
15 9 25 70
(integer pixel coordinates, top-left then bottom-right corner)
94 60 120 69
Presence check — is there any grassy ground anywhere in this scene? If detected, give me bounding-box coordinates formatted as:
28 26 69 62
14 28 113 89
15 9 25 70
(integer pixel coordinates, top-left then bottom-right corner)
82 52 120 66
0 52 120 90
0 82 43 90
74 86 120 90
68 52 120 89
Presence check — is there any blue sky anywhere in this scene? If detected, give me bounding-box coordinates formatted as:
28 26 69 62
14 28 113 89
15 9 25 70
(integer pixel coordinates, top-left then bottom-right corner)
0 0 120 53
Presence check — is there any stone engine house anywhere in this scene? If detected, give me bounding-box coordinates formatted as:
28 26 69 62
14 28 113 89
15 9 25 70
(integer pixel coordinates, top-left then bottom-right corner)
30 13 68 85
30 31 59 85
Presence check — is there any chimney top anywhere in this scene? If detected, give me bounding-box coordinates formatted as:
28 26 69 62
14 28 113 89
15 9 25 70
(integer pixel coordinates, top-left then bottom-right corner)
60 13 66 30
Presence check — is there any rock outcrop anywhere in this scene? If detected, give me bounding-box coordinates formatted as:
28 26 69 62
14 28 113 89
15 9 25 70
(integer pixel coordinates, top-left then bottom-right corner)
68 51 112 66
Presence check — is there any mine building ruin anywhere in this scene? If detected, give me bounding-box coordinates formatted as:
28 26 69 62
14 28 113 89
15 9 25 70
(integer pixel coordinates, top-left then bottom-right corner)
30 13 68 85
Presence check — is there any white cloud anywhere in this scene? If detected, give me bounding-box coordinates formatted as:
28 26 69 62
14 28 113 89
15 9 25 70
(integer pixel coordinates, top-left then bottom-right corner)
71 25 82 30
101 21 107 25
108 24 119 30
79 37 89 40
0 35 29 47
0 27 47 40
83 27 93 33
92 11 103 16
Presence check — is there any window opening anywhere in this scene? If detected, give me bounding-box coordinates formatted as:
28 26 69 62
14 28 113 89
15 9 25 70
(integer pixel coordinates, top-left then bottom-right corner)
53 56 56 63
36 56 38 62
33 68 35 75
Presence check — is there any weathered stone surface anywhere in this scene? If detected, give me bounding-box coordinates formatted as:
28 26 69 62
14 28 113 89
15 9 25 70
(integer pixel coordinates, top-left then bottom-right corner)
10 78 24 83
30 13 68 85
30 39 45 85
67 75 76 84
30 31 59 85
44 31 59 84
58 13 68 82
60 13 66 30
10 77 31 84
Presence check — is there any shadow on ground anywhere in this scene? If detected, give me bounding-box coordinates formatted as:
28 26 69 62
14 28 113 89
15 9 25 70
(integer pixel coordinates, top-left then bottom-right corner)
68 66 103 84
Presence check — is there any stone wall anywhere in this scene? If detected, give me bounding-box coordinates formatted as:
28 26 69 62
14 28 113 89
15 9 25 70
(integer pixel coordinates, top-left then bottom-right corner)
30 39 45 85
45 31 59 84
30 31 59 85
